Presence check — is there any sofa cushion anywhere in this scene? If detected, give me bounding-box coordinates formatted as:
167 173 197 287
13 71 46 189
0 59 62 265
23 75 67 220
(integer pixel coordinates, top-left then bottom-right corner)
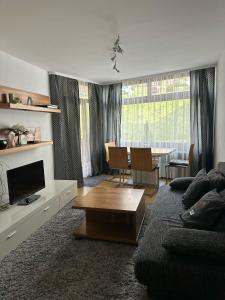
162 227 225 263
182 169 210 209
180 190 225 229
135 217 225 300
208 168 225 191
148 185 184 220
170 177 194 190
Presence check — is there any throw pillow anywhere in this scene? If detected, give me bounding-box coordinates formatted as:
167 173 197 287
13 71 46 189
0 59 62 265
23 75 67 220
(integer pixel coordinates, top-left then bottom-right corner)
180 190 225 229
207 168 225 191
182 168 209 209
169 177 194 190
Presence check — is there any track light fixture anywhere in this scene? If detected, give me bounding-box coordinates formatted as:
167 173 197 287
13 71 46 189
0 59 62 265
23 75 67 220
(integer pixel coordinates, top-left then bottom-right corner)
110 34 124 72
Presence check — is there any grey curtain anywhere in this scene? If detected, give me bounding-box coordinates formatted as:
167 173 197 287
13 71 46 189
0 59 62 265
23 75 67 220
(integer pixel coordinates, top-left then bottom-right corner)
89 83 104 175
103 83 122 146
190 67 215 175
89 83 122 175
49 74 83 186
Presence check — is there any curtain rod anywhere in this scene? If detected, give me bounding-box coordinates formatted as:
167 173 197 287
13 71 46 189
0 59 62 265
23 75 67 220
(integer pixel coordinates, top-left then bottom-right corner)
49 62 217 86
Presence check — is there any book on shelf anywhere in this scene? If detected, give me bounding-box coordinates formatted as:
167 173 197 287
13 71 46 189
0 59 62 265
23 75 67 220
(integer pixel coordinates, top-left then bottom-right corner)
36 104 59 109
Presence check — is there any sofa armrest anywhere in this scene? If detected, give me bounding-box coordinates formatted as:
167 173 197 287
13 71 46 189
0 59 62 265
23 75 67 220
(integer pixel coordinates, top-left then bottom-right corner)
162 227 225 263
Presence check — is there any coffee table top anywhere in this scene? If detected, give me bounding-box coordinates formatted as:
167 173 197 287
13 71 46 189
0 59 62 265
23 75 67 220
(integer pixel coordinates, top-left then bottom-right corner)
73 187 144 213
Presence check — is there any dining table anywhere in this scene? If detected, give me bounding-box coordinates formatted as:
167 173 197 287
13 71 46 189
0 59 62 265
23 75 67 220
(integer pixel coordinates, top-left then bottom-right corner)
127 147 176 157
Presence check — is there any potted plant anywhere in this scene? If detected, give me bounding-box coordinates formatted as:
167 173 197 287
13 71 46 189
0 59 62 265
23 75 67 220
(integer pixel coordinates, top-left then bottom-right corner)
9 124 29 145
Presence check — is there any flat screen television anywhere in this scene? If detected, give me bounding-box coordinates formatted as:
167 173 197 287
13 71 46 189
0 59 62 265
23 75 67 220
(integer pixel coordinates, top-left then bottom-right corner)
7 160 45 205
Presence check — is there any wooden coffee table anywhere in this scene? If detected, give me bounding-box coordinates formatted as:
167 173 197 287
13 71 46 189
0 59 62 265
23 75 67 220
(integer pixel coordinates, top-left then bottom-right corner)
72 187 145 244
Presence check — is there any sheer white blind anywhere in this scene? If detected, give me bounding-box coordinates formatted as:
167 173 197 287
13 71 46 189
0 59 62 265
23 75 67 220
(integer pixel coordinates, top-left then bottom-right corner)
79 81 92 178
121 71 190 158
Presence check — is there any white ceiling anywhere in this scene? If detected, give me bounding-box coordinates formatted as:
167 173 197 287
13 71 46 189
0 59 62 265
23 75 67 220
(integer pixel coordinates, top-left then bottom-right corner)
0 0 225 84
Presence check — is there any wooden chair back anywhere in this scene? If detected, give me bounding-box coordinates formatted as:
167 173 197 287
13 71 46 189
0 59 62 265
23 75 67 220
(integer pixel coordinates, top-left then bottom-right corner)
130 148 153 171
105 142 116 162
108 147 129 169
188 144 194 163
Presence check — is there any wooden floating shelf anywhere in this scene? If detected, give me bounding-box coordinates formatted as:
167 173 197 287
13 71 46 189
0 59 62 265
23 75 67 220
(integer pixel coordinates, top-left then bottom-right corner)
0 103 61 113
0 141 53 156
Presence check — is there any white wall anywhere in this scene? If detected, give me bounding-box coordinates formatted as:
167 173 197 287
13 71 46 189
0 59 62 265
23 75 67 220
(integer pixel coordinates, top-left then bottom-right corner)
215 53 225 165
0 51 54 203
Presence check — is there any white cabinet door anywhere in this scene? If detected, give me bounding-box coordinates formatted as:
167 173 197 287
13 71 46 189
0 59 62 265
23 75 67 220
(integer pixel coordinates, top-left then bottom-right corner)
0 196 59 258
59 185 77 209
0 215 39 258
28 196 60 231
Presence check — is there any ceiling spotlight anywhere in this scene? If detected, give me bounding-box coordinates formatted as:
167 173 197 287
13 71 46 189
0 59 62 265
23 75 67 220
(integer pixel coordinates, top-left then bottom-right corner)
111 54 116 62
113 62 120 73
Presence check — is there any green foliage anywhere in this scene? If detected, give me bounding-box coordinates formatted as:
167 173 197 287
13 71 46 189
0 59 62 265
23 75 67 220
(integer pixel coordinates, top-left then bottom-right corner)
10 124 29 136
121 99 190 143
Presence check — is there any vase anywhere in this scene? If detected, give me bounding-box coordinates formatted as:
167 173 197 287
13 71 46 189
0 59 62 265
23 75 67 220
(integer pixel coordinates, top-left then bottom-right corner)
17 134 25 145
19 134 28 145
16 134 21 145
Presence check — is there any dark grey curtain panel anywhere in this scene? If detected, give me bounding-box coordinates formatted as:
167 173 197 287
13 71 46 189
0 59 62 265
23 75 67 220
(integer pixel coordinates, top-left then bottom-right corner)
190 67 215 175
89 83 104 175
89 83 122 175
103 83 122 146
49 74 83 186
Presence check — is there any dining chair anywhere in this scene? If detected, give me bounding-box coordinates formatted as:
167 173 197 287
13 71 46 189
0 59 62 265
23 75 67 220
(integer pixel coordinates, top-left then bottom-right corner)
165 144 194 182
105 141 116 163
108 146 130 183
130 147 159 188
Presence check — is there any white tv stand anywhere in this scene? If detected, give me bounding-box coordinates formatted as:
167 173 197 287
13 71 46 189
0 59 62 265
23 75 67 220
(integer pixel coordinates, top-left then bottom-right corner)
0 180 77 259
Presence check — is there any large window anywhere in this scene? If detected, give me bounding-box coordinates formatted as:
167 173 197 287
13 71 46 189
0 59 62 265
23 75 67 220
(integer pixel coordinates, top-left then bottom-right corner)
121 72 190 157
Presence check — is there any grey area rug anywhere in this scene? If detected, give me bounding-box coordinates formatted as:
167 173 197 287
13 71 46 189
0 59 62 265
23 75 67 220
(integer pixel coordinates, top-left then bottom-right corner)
0 201 152 300
84 175 110 187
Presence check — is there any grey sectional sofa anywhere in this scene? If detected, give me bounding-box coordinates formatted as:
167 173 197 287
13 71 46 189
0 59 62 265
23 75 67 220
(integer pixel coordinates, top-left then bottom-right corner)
135 184 225 300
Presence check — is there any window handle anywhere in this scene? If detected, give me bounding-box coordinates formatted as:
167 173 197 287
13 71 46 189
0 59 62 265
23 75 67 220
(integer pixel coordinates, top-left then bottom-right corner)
43 206 50 212
7 230 17 239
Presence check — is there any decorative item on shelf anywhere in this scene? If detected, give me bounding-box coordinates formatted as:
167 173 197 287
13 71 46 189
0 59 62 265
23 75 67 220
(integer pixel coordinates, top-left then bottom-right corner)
47 104 58 109
36 104 59 109
7 131 16 148
0 94 9 103
9 96 22 104
0 139 7 150
0 129 14 148
26 127 41 143
27 96 33 106
8 93 14 103
2 93 22 104
20 135 28 145
9 124 29 146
